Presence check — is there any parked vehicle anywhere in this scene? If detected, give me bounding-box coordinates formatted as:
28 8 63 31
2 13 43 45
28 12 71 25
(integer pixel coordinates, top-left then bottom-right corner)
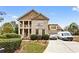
49 33 58 40
0 48 5 53
57 31 73 41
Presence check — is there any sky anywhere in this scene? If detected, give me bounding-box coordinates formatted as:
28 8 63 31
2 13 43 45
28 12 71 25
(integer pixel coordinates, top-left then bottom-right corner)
0 6 79 28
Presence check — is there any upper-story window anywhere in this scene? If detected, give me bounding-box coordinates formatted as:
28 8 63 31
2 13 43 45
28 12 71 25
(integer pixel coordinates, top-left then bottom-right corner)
29 21 31 27
24 21 28 27
20 21 23 27
51 26 57 30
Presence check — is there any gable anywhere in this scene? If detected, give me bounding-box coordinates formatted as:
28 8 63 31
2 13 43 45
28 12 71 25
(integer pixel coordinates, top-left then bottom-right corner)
18 10 49 20
48 24 62 30
32 13 49 20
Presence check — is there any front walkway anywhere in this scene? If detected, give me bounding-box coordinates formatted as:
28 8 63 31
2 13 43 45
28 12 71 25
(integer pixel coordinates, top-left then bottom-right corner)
44 40 79 53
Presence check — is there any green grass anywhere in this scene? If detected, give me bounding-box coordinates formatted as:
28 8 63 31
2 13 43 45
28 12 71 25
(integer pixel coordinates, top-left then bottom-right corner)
21 41 48 53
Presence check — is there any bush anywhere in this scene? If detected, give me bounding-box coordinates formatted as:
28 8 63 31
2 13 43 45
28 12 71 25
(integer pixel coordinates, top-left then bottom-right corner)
0 33 21 39
37 35 42 40
3 33 21 38
0 38 22 53
30 34 37 40
42 34 49 40
30 34 49 40
0 35 7 39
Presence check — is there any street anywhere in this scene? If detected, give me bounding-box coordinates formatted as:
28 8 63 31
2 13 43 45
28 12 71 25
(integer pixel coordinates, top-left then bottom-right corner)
44 40 79 53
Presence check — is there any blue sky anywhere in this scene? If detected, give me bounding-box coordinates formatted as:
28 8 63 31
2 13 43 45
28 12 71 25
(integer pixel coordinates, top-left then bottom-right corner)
0 6 79 28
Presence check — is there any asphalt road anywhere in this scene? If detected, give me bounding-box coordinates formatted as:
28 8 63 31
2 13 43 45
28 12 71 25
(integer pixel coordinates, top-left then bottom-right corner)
44 40 79 53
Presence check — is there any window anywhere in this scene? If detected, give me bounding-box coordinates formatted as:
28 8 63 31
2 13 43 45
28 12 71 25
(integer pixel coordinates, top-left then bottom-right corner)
42 29 45 35
30 29 31 34
62 33 71 36
51 26 56 29
20 29 22 34
29 21 31 27
24 21 28 27
20 21 23 27
20 21 23 24
24 29 28 36
36 29 39 35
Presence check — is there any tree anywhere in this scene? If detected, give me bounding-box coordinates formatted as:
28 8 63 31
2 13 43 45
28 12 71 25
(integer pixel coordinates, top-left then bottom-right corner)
0 11 6 22
14 24 18 34
0 17 4 22
64 26 69 31
64 22 79 35
68 23 78 35
10 21 18 34
2 23 14 33
0 11 6 34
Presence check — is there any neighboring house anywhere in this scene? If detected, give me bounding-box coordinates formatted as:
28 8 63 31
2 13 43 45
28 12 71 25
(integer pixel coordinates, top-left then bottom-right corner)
48 24 62 34
17 10 49 38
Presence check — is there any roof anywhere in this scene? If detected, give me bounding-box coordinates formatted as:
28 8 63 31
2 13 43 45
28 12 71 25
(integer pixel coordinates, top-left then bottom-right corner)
48 24 62 30
32 13 49 20
17 10 49 20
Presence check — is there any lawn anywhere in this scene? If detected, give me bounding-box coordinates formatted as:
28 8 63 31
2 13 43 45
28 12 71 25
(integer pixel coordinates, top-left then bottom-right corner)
19 40 48 53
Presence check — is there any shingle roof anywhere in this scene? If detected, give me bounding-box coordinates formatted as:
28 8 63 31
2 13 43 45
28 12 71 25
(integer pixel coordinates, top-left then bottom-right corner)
32 13 49 20
17 10 49 20
48 24 62 30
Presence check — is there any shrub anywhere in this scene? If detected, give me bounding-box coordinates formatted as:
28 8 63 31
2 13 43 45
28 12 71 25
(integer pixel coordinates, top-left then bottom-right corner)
30 34 49 40
30 34 37 40
0 35 7 39
37 35 42 40
3 33 21 38
42 34 49 40
0 38 22 53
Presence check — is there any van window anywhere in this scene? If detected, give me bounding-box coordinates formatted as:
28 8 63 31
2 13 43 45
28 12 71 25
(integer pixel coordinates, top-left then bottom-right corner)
62 33 71 36
62 33 64 36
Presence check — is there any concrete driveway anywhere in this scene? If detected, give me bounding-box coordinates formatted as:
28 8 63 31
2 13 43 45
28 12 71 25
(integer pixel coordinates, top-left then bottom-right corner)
44 40 79 53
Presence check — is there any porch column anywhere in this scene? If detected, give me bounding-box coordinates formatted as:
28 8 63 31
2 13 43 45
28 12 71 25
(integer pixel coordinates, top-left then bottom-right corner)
22 21 24 37
28 21 30 37
18 21 20 35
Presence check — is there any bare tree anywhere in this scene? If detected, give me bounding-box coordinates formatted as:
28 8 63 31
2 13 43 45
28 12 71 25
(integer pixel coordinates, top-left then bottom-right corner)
0 11 6 22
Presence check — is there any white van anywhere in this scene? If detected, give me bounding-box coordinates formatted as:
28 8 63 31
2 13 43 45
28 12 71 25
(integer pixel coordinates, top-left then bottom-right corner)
58 31 73 41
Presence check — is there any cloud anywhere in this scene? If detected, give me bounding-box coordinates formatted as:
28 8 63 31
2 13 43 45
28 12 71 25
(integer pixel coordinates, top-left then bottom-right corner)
72 6 79 12
11 16 18 22
12 16 18 19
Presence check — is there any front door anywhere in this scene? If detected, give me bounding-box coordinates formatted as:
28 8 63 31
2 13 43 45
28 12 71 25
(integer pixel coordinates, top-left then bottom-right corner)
24 29 28 37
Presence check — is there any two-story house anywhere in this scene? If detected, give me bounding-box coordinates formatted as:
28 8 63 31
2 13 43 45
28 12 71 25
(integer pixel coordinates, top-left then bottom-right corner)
17 10 49 38
48 24 62 34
